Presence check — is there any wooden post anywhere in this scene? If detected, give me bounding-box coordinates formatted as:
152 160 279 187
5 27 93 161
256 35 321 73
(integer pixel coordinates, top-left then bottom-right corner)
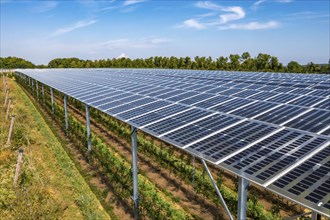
5 98 11 120
2 75 6 93
4 89 9 107
13 148 24 187
6 115 15 145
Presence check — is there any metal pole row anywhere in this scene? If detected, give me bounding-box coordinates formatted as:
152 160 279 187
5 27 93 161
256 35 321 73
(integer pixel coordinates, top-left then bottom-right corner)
238 177 249 220
131 126 139 220
85 104 92 162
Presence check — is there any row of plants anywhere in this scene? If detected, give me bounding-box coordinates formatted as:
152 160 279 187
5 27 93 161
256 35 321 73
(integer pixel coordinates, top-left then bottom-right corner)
18 76 193 220
67 96 280 220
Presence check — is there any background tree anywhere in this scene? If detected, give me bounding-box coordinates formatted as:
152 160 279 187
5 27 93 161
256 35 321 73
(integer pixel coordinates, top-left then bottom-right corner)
287 61 303 73
1 55 328 74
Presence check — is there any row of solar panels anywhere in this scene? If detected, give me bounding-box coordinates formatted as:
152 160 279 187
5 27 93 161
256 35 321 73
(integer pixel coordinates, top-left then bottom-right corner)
29 71 330 136
93 68 330 82
94 69 330 90
91 69 330 95
17 69 330 217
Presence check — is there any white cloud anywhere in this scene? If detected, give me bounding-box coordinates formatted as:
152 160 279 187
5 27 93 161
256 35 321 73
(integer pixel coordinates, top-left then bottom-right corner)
284 11 329 20
31 1 58 13
149 38 172 44
219 21 279 30
50 19 97 37
276 0 294 3
252 0 293 9
175 19 205 30
99 5 119 12
118 53 128 58
123 0 146 6
104 37 172 49
219 6 245 24
196 1 222 11
98 0 145 12
176 1 280 31
195 1 245 24
252 0 266 9
102 37 172 50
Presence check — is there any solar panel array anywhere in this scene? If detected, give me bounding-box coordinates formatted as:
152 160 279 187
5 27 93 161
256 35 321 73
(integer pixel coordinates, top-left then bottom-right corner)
17 69 330 217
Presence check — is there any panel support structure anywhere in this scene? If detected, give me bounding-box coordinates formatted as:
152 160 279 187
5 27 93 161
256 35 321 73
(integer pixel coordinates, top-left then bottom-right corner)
238 177 250 220
36 80 39 97
85 104 92 162
131 126 139 220
64 95 69 132
42 84 45 102
50 88 54 114
311 212 321 220
201 159 234 220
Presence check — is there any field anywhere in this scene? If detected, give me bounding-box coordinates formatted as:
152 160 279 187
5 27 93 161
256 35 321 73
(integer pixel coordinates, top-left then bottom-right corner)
1 73 321 219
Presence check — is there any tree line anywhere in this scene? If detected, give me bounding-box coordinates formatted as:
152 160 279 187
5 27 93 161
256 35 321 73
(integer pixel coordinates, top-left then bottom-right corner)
1 53 329 73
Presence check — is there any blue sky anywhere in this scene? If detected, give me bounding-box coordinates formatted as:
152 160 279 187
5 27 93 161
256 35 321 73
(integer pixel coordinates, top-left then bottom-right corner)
0 0 329 65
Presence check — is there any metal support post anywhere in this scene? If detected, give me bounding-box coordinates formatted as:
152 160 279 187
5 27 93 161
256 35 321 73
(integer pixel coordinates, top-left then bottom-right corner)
31 79 34 91
131 126 139 220
201 159 234 220
64 95 69 132
238 177 250 220
85 104 92 162
36 80 39 97
311 212 321 220
50 88 54 114
42 84 45 102
6 115 15 145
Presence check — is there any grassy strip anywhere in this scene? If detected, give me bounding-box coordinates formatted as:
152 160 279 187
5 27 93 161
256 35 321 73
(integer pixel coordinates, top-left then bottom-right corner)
0 77 110 219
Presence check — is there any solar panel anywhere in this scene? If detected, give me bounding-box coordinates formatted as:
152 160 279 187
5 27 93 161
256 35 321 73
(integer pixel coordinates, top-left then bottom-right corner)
283 109 330 133
269 144 330 217
254 105 307 125
17 68 330 217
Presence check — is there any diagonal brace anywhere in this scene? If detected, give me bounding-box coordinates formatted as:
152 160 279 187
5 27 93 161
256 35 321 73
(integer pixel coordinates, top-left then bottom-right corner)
201 159 234 220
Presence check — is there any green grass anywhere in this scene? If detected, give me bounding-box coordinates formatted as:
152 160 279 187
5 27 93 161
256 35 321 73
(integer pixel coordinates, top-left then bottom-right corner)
0 78 110 219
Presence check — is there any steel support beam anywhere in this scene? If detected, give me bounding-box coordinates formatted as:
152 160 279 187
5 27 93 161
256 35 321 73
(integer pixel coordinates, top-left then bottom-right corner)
50 88 54 114
85 104 92 162
64 95 69 132
42 84 45 102
131 126 139 220
311 212 321 220
36 80 39 97
201 159 234 220
238 177 250 220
